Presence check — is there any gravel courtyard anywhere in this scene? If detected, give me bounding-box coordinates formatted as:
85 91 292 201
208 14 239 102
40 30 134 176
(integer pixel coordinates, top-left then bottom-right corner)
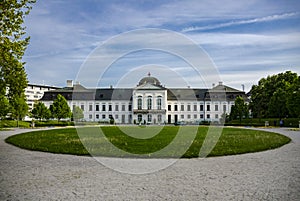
0 127 299 201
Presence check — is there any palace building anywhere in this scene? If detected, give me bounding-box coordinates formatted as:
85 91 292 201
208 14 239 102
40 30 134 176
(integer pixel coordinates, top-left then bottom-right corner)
40 74 248 124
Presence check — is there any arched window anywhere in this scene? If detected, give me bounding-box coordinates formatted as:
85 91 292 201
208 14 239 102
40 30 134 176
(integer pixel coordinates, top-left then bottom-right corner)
138 114 142 123
147 114 152 123
147 96 152 110
137 96 142 110
157 96 162 110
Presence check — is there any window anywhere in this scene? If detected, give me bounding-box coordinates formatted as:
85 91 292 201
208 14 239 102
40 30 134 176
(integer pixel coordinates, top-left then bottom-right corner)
200 114 204 119
193 104 197 111
215 105 218 111
181 114 184 119
187 114 191 119
158 114 162 122
138 114 142 122
115 104 119 111
215 114 219 119
109 104 112 111
102 104 106 111
157 96 162 110
147 114 152 122
207 114 210 119
128 104 132 111
115 114 119 119
89 104 93 111
138 96 142 110
194 114 197 119
187 105 191 111
89 114 92 119
181 105 184 111
223 105 226 112
147 96 152 110
207 105 210 111
174 105 178 111
122 104 126 111
81 105 84 111
102 114 106 119
96 114 99 119
95 104 99 111
200 105 204 111
168 105 171 111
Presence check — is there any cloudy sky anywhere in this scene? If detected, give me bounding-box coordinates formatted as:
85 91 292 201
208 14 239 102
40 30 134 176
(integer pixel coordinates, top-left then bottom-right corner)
24 0 300 92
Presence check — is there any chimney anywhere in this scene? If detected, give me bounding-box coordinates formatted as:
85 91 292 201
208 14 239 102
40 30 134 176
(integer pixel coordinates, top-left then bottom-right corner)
219 81 223 86
212 83 215 87
67 80 73 87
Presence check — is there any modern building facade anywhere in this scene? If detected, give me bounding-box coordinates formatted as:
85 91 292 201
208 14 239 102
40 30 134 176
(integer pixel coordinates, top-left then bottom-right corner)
40 75 248 124
25 83 61 111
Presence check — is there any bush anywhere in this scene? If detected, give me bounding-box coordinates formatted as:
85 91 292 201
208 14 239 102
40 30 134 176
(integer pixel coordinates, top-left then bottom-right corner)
0 120 30 128
226 118 299 127
34 121 74 127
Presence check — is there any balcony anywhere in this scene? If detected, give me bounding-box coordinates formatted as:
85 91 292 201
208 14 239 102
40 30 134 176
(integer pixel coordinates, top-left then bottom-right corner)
133 109 166 114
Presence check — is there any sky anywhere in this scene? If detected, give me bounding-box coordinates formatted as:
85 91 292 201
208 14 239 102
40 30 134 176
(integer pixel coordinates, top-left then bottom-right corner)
23 0 300 92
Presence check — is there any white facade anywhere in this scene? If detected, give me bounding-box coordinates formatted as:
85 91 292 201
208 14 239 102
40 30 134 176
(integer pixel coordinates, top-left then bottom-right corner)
41 76 247 124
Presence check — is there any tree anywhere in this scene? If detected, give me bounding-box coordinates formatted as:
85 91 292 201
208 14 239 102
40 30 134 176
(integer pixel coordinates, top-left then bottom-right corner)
1 0 35 121
10 94 28 126
268 88 288 119
249 71 299 118
287 78 300 118
50 94 71 121
72 106 84 122
0 94 10 119
31 102 51 120
229 96 248 123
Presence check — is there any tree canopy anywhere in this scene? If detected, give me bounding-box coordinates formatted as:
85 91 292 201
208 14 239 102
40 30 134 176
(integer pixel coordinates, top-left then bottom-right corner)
50 94 71 121
0 0 36 120
31 102 51 120
72 106 84 122
249 71 299 118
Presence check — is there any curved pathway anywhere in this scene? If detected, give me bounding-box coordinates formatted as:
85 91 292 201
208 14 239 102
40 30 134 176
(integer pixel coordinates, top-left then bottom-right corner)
0 127 299 200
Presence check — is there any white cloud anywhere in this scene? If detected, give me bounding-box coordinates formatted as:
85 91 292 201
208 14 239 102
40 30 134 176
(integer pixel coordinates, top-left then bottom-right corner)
182 12 299 32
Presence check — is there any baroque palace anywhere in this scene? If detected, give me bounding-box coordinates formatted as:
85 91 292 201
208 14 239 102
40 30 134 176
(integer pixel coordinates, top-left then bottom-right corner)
40 74 248 124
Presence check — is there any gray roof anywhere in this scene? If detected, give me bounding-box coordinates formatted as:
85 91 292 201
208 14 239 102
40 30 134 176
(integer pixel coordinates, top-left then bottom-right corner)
40 84 247 102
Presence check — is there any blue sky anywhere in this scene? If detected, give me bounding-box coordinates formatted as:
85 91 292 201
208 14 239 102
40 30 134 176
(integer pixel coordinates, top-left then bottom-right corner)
23 0 300 92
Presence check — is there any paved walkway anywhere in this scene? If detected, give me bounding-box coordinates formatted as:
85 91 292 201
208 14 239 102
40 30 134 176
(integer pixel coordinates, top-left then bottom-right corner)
0 127 299 200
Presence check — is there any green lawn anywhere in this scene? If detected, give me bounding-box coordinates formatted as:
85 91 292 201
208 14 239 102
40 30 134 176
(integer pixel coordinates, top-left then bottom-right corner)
5 126 291 158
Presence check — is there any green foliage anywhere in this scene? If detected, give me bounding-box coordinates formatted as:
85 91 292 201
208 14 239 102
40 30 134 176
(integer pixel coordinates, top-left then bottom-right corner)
0 120 30 128
72 106 84 121
31 102 51 120
50 94 71 121
5 126 291 158
0 94 10 118
10 94 28 123
229 96 248 123
0 0 36 120
250 71 299 118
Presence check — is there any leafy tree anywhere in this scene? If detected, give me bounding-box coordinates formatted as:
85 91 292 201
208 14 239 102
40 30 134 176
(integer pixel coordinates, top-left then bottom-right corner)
72 106 84 122
249 71 299 118
287 78 300 118
268 88 288 119
229 96 248 123
31 102 51 120
0 94 10 119
10 94 28 126
50 94 71 121
0 0 35 120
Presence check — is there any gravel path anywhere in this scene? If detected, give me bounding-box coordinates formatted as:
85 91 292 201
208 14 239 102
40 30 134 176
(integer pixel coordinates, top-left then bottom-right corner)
0 127 299 201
